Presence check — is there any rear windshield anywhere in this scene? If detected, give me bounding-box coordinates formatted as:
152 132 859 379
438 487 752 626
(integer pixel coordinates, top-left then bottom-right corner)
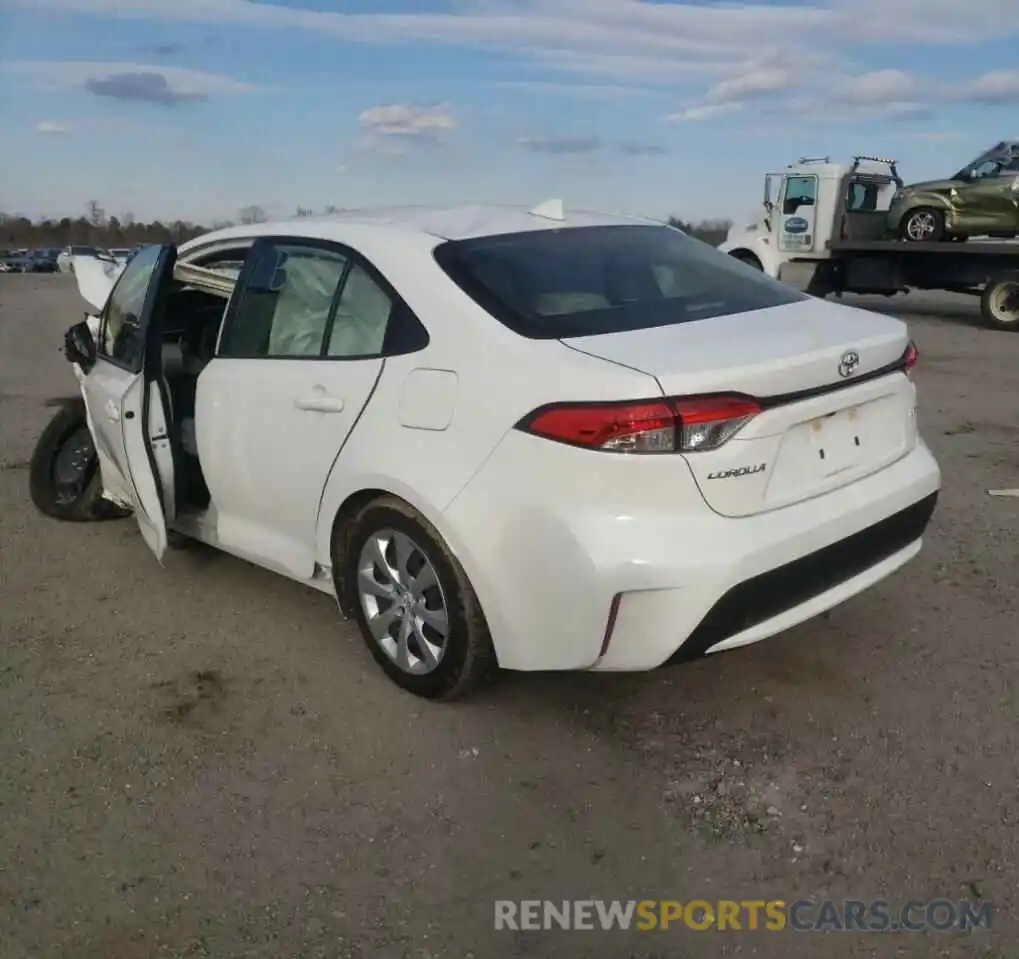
433 224 805 339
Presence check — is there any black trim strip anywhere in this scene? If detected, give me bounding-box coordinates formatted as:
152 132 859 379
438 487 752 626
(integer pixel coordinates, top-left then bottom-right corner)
667 491 938 664
757 349 910 410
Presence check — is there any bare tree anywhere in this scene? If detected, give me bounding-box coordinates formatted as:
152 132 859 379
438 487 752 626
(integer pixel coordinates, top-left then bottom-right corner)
238 205 268 225
295 206 314 218
85 200 106 227
120 211 136 227
322 204 340 215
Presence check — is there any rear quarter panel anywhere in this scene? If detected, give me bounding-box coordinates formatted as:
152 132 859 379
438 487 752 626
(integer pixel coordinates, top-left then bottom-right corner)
311 233 660 571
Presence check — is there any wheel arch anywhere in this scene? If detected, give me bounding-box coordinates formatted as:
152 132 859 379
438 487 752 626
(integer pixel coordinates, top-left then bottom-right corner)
319 477 494 632
728 248 764 270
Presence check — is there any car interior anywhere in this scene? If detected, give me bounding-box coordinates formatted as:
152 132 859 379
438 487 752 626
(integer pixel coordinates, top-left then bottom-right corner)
158 258 241 511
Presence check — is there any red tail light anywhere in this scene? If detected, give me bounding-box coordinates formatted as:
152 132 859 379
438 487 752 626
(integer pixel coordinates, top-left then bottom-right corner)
903 340 918 376
516 394 760 453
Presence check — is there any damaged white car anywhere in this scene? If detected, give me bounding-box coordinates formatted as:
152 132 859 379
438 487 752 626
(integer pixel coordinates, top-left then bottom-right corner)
30 206 940 700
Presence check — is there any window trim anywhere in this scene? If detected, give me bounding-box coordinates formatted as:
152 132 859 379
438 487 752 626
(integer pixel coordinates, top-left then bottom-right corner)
96 243 170 375
215 234 429 362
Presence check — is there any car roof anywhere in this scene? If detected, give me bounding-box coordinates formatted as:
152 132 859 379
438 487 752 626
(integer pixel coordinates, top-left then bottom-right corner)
180 203 660 253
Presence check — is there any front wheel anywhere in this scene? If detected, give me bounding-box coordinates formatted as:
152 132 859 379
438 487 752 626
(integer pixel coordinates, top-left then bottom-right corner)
900 208 945 242
338 497 497 700
29 399 131 521
980 273 1019 331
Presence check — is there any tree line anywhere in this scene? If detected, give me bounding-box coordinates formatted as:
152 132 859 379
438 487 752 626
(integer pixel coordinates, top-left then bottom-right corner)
0 203 732 249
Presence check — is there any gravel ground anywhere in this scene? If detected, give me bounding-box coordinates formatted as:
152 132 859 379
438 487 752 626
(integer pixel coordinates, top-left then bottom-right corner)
1 275 1017 959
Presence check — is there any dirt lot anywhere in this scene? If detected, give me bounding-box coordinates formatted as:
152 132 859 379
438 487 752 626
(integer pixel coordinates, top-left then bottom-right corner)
1 275 1017 959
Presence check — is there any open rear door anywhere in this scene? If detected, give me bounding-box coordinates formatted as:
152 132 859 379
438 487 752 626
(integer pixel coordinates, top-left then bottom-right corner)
119 245 179 562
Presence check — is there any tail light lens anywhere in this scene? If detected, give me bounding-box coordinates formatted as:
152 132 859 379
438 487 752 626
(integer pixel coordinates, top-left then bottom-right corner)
516 394 760 453
903 340 918 376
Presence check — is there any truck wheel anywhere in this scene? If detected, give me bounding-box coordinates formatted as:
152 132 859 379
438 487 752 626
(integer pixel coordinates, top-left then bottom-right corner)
901 208 945 242
730 251 763 271
981 273 1019 331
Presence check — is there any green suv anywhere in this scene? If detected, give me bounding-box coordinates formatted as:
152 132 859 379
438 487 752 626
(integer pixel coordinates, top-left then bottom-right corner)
888 140 1019 242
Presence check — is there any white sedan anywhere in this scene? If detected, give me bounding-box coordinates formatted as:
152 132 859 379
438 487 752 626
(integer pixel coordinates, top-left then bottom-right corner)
62 203 940 699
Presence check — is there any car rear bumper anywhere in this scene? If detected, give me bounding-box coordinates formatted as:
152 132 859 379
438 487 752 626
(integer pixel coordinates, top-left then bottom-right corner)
442 431 941 672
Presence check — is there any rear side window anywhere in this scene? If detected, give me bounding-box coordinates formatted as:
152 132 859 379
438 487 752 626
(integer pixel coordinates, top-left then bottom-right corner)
433 225 805 339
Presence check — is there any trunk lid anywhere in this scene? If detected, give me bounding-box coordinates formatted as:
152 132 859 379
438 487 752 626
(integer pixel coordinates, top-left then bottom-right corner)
561 298 917 517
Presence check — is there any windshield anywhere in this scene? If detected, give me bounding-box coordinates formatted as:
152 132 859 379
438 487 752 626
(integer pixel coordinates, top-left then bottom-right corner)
433 224 806 339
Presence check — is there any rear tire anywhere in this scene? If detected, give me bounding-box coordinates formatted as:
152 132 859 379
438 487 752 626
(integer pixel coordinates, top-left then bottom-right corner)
29 400 131 522
900 208 945 242
336 496 498 701
980 273 1019 331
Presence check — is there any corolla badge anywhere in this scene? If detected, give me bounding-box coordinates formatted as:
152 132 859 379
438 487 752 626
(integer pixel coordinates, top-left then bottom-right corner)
838 350 860 378
784 216 809 234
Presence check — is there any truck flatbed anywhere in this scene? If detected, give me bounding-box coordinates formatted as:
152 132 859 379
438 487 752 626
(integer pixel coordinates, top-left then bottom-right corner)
829 238 1019 255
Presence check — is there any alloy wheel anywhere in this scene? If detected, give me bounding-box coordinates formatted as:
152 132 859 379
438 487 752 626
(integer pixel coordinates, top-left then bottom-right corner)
356 529 450 675
905 212 938 241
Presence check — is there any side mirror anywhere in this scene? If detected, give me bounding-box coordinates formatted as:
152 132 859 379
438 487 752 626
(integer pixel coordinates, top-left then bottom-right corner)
64 318 97 371
763 199 774 213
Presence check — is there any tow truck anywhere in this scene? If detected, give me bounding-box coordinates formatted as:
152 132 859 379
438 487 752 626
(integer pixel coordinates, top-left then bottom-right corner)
719 155 1019 331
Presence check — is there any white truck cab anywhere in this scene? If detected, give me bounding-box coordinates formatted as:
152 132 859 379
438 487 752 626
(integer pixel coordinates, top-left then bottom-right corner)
720 155 902 285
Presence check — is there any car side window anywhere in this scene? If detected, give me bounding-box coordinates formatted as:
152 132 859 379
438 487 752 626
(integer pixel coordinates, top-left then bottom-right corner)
98 243 163 372
219 244 348 358
326 262 393 358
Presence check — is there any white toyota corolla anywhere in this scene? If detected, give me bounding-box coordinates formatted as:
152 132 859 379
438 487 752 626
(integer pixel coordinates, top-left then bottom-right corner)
56 203 940 699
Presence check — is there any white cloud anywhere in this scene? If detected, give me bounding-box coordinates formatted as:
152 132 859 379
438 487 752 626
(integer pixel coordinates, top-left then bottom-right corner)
358 102 456 137
955 69 1019 104
837 68 917 105
35 120 69 135
15 0 1019 82
665 102 743 122
705 66 796 104
6 0 1019 134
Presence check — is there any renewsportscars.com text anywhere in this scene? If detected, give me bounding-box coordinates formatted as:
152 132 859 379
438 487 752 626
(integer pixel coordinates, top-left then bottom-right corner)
494 899 994 933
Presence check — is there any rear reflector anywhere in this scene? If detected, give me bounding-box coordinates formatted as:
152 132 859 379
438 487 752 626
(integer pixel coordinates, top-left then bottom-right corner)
903 340 918 375
517 394 761 453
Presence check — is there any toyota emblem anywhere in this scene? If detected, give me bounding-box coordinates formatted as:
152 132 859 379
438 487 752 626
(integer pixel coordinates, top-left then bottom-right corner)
838 350 860 378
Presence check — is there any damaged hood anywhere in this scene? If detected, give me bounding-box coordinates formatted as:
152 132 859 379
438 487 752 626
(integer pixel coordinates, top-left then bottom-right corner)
73 255 125 312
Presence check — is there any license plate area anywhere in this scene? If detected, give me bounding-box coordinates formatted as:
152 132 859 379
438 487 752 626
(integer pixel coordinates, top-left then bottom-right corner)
765 394 911 505
809 407 864 477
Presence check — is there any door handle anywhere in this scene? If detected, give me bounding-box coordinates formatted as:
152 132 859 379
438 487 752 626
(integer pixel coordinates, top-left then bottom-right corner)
105 399 121 422
294 390 345 413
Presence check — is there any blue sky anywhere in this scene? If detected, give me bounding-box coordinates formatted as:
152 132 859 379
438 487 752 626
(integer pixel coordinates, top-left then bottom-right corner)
2 0 1018 224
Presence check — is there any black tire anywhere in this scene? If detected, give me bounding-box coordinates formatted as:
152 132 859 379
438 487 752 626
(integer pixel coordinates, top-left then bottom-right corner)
900 207 945 242
730 250 763 271
336 496 498 701
29 399 131 522
980 272 1019 332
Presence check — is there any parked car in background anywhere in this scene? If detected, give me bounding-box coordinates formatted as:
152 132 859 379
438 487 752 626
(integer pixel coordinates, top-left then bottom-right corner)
888 139 1019 241
0 249 34 272
26 249 60 273
57 245 102 273
107 248 134 266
